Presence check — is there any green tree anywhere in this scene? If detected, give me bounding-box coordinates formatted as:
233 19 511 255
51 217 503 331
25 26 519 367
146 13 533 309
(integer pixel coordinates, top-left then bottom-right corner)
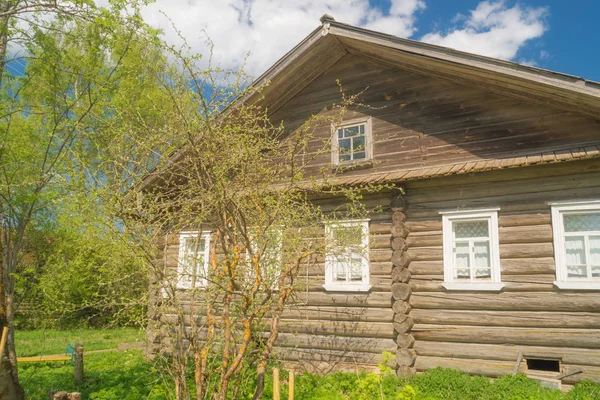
0 2 166 396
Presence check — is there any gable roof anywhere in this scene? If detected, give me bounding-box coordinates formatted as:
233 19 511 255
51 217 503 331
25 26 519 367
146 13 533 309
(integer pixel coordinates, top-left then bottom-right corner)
141 16 600 190
249 15 600 120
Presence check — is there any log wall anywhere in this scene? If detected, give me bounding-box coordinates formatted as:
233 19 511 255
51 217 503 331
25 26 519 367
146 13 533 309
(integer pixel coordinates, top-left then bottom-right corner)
404 160 600 385
146 192 396 373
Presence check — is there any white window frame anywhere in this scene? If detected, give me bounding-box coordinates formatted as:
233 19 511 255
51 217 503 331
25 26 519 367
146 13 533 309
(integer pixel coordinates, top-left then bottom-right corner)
441 209 504 291
247 227 283 290
324 219 371 292
331 117 373 166
550 200 600 290
177 230 211 289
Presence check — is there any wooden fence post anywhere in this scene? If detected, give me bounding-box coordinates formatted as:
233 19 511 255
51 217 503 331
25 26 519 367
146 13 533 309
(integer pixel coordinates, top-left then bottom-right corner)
273 368 280 400
288 369 294 400
74 344 83 384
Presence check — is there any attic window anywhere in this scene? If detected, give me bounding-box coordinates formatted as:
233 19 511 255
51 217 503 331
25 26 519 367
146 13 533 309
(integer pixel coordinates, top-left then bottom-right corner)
526 358 560 373
332 117 372 166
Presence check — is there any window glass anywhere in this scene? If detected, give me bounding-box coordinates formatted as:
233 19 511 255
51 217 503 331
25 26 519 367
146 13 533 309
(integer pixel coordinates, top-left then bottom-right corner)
334 121 370 164
178 233 209 288
442 210 501 288
559 211 600 281
325 220 370 289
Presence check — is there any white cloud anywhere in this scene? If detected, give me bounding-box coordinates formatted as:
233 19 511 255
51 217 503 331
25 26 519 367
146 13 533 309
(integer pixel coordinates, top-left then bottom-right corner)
421 1 548 61
140 0 426 77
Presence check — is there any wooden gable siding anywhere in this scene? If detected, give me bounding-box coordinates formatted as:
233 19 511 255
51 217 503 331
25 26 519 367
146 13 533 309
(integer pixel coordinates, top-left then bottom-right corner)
403 159 600 386
271 54 600 181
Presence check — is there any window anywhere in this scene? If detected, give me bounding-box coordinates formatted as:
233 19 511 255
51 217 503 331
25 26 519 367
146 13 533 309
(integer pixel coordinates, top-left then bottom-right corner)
247 228 283 289
332 117 372 165
177 231 211 289
324 220 371 292
550 201 600 289
441 209 503 291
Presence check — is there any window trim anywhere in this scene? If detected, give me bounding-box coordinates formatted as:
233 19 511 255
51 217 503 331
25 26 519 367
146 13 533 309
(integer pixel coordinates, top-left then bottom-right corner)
550 200 600 290
247 227 284 290
440 209 504 291
331 117 373 166
323 219 371 292
177 230 211 289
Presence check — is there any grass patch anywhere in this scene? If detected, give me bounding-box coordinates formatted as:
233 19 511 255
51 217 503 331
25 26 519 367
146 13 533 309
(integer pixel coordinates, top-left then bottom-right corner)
14 330 600 399
20 350 168 400
16 328 144 356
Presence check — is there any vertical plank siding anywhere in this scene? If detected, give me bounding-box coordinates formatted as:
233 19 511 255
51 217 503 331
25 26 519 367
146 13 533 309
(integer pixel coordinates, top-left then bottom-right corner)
405 164 600 385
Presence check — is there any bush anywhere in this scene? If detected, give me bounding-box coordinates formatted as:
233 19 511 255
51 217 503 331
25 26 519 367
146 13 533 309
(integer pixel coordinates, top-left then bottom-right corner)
292 367 600 400
14 225 148 329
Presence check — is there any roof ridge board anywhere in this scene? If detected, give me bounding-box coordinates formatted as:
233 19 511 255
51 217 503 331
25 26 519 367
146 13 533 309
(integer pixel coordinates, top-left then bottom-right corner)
326 20 600 93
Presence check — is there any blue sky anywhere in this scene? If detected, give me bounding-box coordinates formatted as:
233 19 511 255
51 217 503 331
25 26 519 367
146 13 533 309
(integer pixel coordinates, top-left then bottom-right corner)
405 0 599 81
97 1 591 83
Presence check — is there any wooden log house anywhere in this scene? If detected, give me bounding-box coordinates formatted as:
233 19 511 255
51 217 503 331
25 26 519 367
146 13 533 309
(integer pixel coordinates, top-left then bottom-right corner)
145 16 600 387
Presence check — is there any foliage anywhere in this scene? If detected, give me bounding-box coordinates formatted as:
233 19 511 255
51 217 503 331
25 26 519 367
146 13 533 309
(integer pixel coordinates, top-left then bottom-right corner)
14 329 600 400
15 328 143 357
14 222 148 329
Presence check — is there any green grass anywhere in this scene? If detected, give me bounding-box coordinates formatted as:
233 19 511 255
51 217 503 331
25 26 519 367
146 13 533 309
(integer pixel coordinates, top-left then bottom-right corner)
14 330 600 400
16 327 144 357
20 350 167 400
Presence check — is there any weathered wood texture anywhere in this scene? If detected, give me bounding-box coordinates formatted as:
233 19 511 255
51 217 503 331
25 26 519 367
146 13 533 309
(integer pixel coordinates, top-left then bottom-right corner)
405 162 600 383
148 192 395 371
270 54 600 182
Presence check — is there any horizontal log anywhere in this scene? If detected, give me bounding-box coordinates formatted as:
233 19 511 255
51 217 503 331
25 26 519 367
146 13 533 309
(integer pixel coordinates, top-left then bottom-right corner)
278 320 395 338
501 258 556 275
406 225 553 248
408 261 442 275
405 204 547 220
412 324 600 349
410 292 600 312
282 305 394 322
276 332 396 353
415 356 600 384
408 247 442 262
410 280 551 293
405 159 600 190
305 277 391 292
410 308 600 329
413 341 600 367
499 213 552 228
406 172 600 205
305 262 392 276
408 243 554 261
415 355 514 377
405 186 600 217
277 347 386 366
291 291 392 308
500 243 554 259
405 220 441 233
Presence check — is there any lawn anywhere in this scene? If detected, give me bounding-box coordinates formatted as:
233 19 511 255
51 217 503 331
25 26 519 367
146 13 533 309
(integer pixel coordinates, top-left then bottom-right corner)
14 329 600 400
16 327 144 357
16 328 166 400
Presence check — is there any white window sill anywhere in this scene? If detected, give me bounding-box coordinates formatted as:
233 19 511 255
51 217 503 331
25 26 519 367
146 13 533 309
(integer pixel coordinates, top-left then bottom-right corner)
554 281 600 290
442 282 505 291
323 283 372 292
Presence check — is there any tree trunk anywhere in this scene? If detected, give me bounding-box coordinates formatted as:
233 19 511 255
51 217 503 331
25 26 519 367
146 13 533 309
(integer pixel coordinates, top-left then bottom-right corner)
0 322 23 400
